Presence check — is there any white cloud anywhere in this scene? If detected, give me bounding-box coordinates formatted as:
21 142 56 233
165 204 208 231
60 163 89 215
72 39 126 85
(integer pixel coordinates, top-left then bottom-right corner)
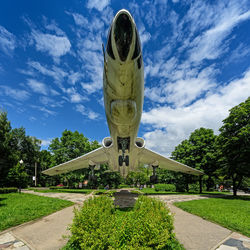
27 79 48 95
41 138 53 147
68 71 83 85
145 64 216 107
189 9 250 63
0 25 16 55
27 61 67 88
0 85 30 101
39 96 64 108
31 105 57 116
71 13 88 26
86 0 110 11
32 31 71 61
142 69 250 156
62 87 89 103
75 104 99 120
139 27 151 47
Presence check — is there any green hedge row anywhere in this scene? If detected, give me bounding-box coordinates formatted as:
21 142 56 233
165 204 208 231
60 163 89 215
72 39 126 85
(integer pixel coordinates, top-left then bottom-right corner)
0 187 18 194
155 183 176 192
64 196 183 249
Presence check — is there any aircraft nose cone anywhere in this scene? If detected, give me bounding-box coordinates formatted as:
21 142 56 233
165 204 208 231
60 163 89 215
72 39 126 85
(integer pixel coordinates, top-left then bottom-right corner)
114 12 133 61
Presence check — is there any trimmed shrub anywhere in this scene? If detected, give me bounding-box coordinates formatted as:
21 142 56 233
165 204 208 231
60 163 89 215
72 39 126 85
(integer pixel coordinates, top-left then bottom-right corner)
49 186 68 190
189 183 199 192
65 196 183 249
155 183 176 192
118 184 130 188
0 187 18 194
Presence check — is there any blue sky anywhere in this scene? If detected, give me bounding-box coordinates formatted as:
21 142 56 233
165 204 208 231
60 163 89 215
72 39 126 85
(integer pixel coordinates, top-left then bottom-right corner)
0 0 249 156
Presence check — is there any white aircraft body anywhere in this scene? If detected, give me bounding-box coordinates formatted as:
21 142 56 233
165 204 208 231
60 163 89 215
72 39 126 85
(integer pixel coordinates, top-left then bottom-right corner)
43 10 203 179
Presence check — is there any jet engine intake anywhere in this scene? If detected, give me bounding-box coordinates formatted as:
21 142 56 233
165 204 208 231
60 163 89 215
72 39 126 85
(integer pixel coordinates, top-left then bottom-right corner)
102 137 113 148
135 137 145 148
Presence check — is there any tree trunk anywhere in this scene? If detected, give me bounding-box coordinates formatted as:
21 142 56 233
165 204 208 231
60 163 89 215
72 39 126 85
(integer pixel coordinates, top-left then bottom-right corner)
232 177 237 196
199 176 202 194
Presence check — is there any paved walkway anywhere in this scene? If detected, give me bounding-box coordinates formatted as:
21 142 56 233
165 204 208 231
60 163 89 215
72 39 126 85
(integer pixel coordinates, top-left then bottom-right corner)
0 190 249 250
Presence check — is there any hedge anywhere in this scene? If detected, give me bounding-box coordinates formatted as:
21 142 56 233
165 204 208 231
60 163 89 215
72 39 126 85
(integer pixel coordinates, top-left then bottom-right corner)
155 183 176 192
0 187 18 194
64 196 183 249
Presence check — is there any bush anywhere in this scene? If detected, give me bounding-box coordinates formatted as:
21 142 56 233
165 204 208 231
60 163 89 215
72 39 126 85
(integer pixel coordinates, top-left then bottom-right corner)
49 186 68 190
155 183 176 192
189 183 199 192
65 196 183 249
118 184 130 188
0 187 18 194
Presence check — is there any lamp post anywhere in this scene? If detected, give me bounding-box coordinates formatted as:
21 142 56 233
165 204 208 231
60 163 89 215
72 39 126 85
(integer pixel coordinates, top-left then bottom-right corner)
19 159 24 193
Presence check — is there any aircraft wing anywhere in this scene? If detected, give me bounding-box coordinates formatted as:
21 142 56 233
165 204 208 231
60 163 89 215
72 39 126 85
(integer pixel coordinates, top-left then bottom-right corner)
42 147 109 176
138 147 204 176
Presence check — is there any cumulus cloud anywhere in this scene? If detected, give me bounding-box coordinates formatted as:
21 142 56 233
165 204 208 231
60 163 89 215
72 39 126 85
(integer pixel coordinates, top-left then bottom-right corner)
0 25 16 55
142 69 250 156
31 31 71 62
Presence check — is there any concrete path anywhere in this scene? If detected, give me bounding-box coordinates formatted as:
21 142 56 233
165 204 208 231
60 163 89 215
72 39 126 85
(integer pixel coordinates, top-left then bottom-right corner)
152 195 250 250
0 191 92 250
0 190 249 250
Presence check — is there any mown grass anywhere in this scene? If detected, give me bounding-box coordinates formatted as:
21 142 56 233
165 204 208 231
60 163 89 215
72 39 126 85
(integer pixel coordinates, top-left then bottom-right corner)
0 193 73 231
27 188 94 194
175 196 250 237
140 188 230 196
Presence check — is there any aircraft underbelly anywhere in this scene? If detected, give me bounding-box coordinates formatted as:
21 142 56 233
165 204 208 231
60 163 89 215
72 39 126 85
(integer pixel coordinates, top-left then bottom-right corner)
110 99 137 125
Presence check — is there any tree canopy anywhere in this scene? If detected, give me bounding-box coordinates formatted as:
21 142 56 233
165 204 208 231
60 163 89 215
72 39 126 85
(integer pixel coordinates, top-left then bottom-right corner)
217 97 250 195
171 128 218 191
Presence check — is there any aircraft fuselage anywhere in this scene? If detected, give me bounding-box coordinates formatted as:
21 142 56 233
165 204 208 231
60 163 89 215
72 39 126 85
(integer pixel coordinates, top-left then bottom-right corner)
103 9 144 175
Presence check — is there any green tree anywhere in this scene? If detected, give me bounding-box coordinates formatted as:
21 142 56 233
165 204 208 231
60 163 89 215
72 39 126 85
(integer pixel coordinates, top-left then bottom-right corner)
49 130 99 166
7 161 28 189
9 127 41 186
217 97 250 196
0 111 12 187
48 130 101 186
171 128 218 191
38 150 53 187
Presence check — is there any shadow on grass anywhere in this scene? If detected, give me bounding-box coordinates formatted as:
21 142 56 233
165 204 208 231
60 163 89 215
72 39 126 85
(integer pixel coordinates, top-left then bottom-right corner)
199 194 250 201
0 197 7 207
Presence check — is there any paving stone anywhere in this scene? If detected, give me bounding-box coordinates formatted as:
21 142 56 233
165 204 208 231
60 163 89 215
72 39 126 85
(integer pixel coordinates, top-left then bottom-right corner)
0 233 16 244
13 241 25 247
15 246 30 250
217 245 238 250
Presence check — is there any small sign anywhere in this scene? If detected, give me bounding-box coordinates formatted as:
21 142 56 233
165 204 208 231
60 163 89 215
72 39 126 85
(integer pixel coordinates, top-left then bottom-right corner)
33 176 36 181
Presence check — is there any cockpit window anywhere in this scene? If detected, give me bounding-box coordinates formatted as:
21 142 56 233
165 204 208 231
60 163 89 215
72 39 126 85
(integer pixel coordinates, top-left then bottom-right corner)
114 14 132 61
106 27 115 60
132 28 141 60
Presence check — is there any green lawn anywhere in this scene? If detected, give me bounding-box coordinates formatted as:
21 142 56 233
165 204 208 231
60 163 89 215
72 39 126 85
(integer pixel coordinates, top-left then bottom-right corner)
174 196 250 237
140 188 230 195
0 193 73 231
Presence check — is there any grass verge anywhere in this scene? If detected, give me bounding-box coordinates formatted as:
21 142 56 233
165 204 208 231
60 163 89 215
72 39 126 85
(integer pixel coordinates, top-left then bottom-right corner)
140 188 230 195
174 196 250 237
0 193 73 231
